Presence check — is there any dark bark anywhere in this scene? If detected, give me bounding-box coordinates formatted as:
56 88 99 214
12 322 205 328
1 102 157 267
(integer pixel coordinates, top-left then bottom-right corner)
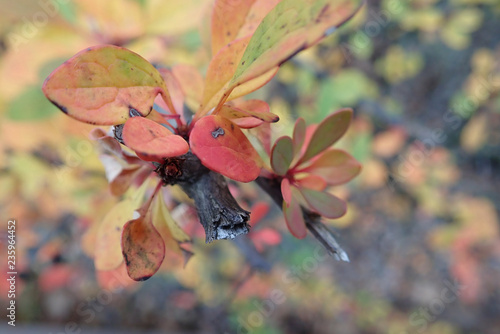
157 152 250 243
255 176 349 262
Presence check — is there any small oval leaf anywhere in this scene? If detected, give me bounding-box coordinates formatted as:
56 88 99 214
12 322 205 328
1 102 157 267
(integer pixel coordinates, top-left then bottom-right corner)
283 194 307 239
121 212 166 281
301 149 361 185
292 117 306 157
298 108 353 164
298 187 346 219
189 115 262 182
122 117 189 162
42 45 169 125
271 136 294 176
281 178 292 206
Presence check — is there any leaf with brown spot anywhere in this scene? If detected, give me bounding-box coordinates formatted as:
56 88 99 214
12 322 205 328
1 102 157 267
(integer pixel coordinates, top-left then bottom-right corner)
42 45 172 125
190 115 262 182
121 209 166 281
122 117 189 162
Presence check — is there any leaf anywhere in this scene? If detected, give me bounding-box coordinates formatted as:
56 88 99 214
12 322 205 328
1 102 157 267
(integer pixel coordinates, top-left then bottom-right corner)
229 0 362 87
211 0 257 54
283 193 307 239
298 108 353 165
94 199 136 271
219 99 278 128
171 64 204 111
158 68 184 114
211 0 280 54
292 117 306 157
201 36 278 113
109 167 149 197
153 191 191 244
301 149 361 186
122 117 189 162
271 136 294 176
298 187 346 219
189 115 262 182
295 175 327 191
42 45 170 125
121 210 166 281
90 128 143 165
281 178 292 206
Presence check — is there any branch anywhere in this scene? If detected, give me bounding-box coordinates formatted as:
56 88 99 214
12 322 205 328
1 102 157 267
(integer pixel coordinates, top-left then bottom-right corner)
254 176 350 262
158 153 250 243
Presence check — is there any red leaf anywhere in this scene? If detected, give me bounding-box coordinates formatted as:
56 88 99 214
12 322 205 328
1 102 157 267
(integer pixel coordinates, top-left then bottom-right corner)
189 115 262 182
283 194 307 239
121 211 166 281
298 187 346 219
122 117 189 162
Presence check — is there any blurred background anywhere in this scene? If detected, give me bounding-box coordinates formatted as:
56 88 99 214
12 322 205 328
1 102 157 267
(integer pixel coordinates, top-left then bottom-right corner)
1 0 499 333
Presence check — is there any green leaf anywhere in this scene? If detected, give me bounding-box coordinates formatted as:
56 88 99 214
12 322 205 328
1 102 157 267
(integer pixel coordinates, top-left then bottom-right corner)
271 136 294 176
229 0 362 87
298 108 352 165
7 86 59 121
42 45 171 125
298 187 346 219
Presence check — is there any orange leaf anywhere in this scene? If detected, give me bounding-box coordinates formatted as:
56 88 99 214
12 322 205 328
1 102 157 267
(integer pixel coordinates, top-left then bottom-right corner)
122 117 189 162
42 45 170 125
219 99 278 128
121 210 165 281
229 0 362 87
211 0 280 54
201 36 278 113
